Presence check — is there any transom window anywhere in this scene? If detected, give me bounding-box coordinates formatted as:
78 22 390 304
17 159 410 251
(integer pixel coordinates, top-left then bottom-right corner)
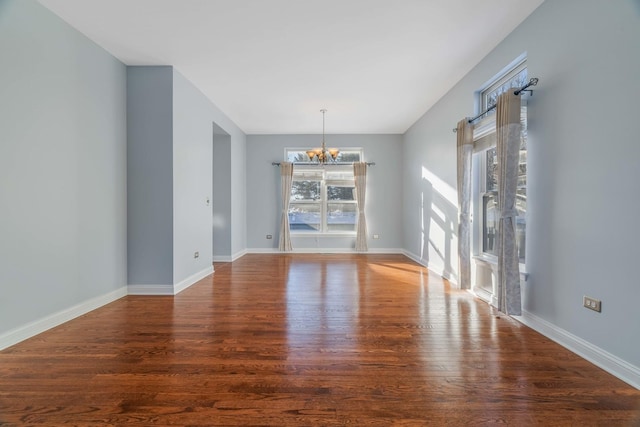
482 61 528 111
286 148 362 164
285 149 362 234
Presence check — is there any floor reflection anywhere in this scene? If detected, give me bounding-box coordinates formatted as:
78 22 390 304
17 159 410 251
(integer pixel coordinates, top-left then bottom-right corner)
285 257 360 355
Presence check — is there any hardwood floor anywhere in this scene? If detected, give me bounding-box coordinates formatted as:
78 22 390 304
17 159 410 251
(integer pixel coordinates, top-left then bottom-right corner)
1 254 639 426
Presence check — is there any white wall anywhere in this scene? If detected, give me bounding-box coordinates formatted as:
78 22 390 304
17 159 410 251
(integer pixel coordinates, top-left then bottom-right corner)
174 70 246 268
212 125 232 259
0 0 127 337
172 69 215 283
246 134 403 251
403 0 640 376
231 127 247 259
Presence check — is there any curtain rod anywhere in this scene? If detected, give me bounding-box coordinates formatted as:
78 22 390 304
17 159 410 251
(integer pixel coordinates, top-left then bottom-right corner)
452 77 539 133
271 162 375 166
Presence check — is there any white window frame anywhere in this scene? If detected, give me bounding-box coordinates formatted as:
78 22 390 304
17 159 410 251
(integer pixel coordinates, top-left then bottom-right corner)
285 148 363 235
472 59 528 299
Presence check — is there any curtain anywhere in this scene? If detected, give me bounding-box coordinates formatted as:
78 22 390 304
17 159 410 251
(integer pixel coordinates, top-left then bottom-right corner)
353 162 368 252
495 91 522 315
278 162 293 251
456 119 473 290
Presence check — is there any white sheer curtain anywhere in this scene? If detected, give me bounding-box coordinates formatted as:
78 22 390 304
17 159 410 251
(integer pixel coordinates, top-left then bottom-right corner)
495 91 522 315
278 162 293 251
456 119 473 290
353 162 368 252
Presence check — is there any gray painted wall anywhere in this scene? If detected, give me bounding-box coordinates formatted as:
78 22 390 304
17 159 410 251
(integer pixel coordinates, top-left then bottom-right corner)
246 134 403 251
212 126 232 258
127 66 174 285
0 0 127 332
172 69 215 282
403 0 640 367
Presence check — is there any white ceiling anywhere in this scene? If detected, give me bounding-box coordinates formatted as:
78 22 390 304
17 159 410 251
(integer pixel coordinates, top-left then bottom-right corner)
38 0 544 134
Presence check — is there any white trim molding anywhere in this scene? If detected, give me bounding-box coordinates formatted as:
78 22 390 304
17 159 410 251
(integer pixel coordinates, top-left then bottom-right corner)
213 249 248 263
402 250 459 287
515 310 640 390
247 248 404 255
127 284 174 296
128 266 214 296
0 286 128 351
232 249 248 261
173 265 214 294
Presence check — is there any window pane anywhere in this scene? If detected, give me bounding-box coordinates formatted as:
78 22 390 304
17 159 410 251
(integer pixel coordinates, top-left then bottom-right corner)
289 203 320 231
293 169 323 180
516 189 526 262
486 148 498 192
286 149 362 164
335 151 360 162
287 151 311 163
482 191 526 262
512 68 528 88
291 180 320 201
327 203 357 232
482 193 498 256
487 147 527 190
325 168 354 180
486 91 498 109
518 149 527 188
482 65 527 111
327 185 355 201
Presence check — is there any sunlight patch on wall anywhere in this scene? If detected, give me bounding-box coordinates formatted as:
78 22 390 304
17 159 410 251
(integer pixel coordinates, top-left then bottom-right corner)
421 166 456 206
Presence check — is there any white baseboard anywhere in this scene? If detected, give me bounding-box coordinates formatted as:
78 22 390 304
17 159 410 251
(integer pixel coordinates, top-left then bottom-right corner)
127 284 174 295
366 248 404 254
402 250 459 287
246 247 404 254
515 310 640 390
0 286 127 351
128 266 214 296
213 249 247 263
232 249 247 261
245 248 279 254
402 249 425 266
173 265 214 294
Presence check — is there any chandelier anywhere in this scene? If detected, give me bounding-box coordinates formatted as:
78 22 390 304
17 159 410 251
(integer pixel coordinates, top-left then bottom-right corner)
306 109 339 163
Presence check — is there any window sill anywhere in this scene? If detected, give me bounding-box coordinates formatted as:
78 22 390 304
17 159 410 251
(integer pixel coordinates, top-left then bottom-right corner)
473 255 529 281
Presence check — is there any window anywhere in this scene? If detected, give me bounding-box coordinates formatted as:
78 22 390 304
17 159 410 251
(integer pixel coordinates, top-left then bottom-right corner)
286 149 362 164
482 63 528 111
286 149 362 234
476 61 527 263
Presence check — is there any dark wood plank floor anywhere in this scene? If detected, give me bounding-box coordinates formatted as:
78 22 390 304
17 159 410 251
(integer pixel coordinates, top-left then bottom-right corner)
1 254 639 426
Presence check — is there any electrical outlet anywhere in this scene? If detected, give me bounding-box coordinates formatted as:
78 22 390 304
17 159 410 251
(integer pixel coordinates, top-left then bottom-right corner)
583 296 601 312
373 234 379 239
194 251 199 259
266 234 273 240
